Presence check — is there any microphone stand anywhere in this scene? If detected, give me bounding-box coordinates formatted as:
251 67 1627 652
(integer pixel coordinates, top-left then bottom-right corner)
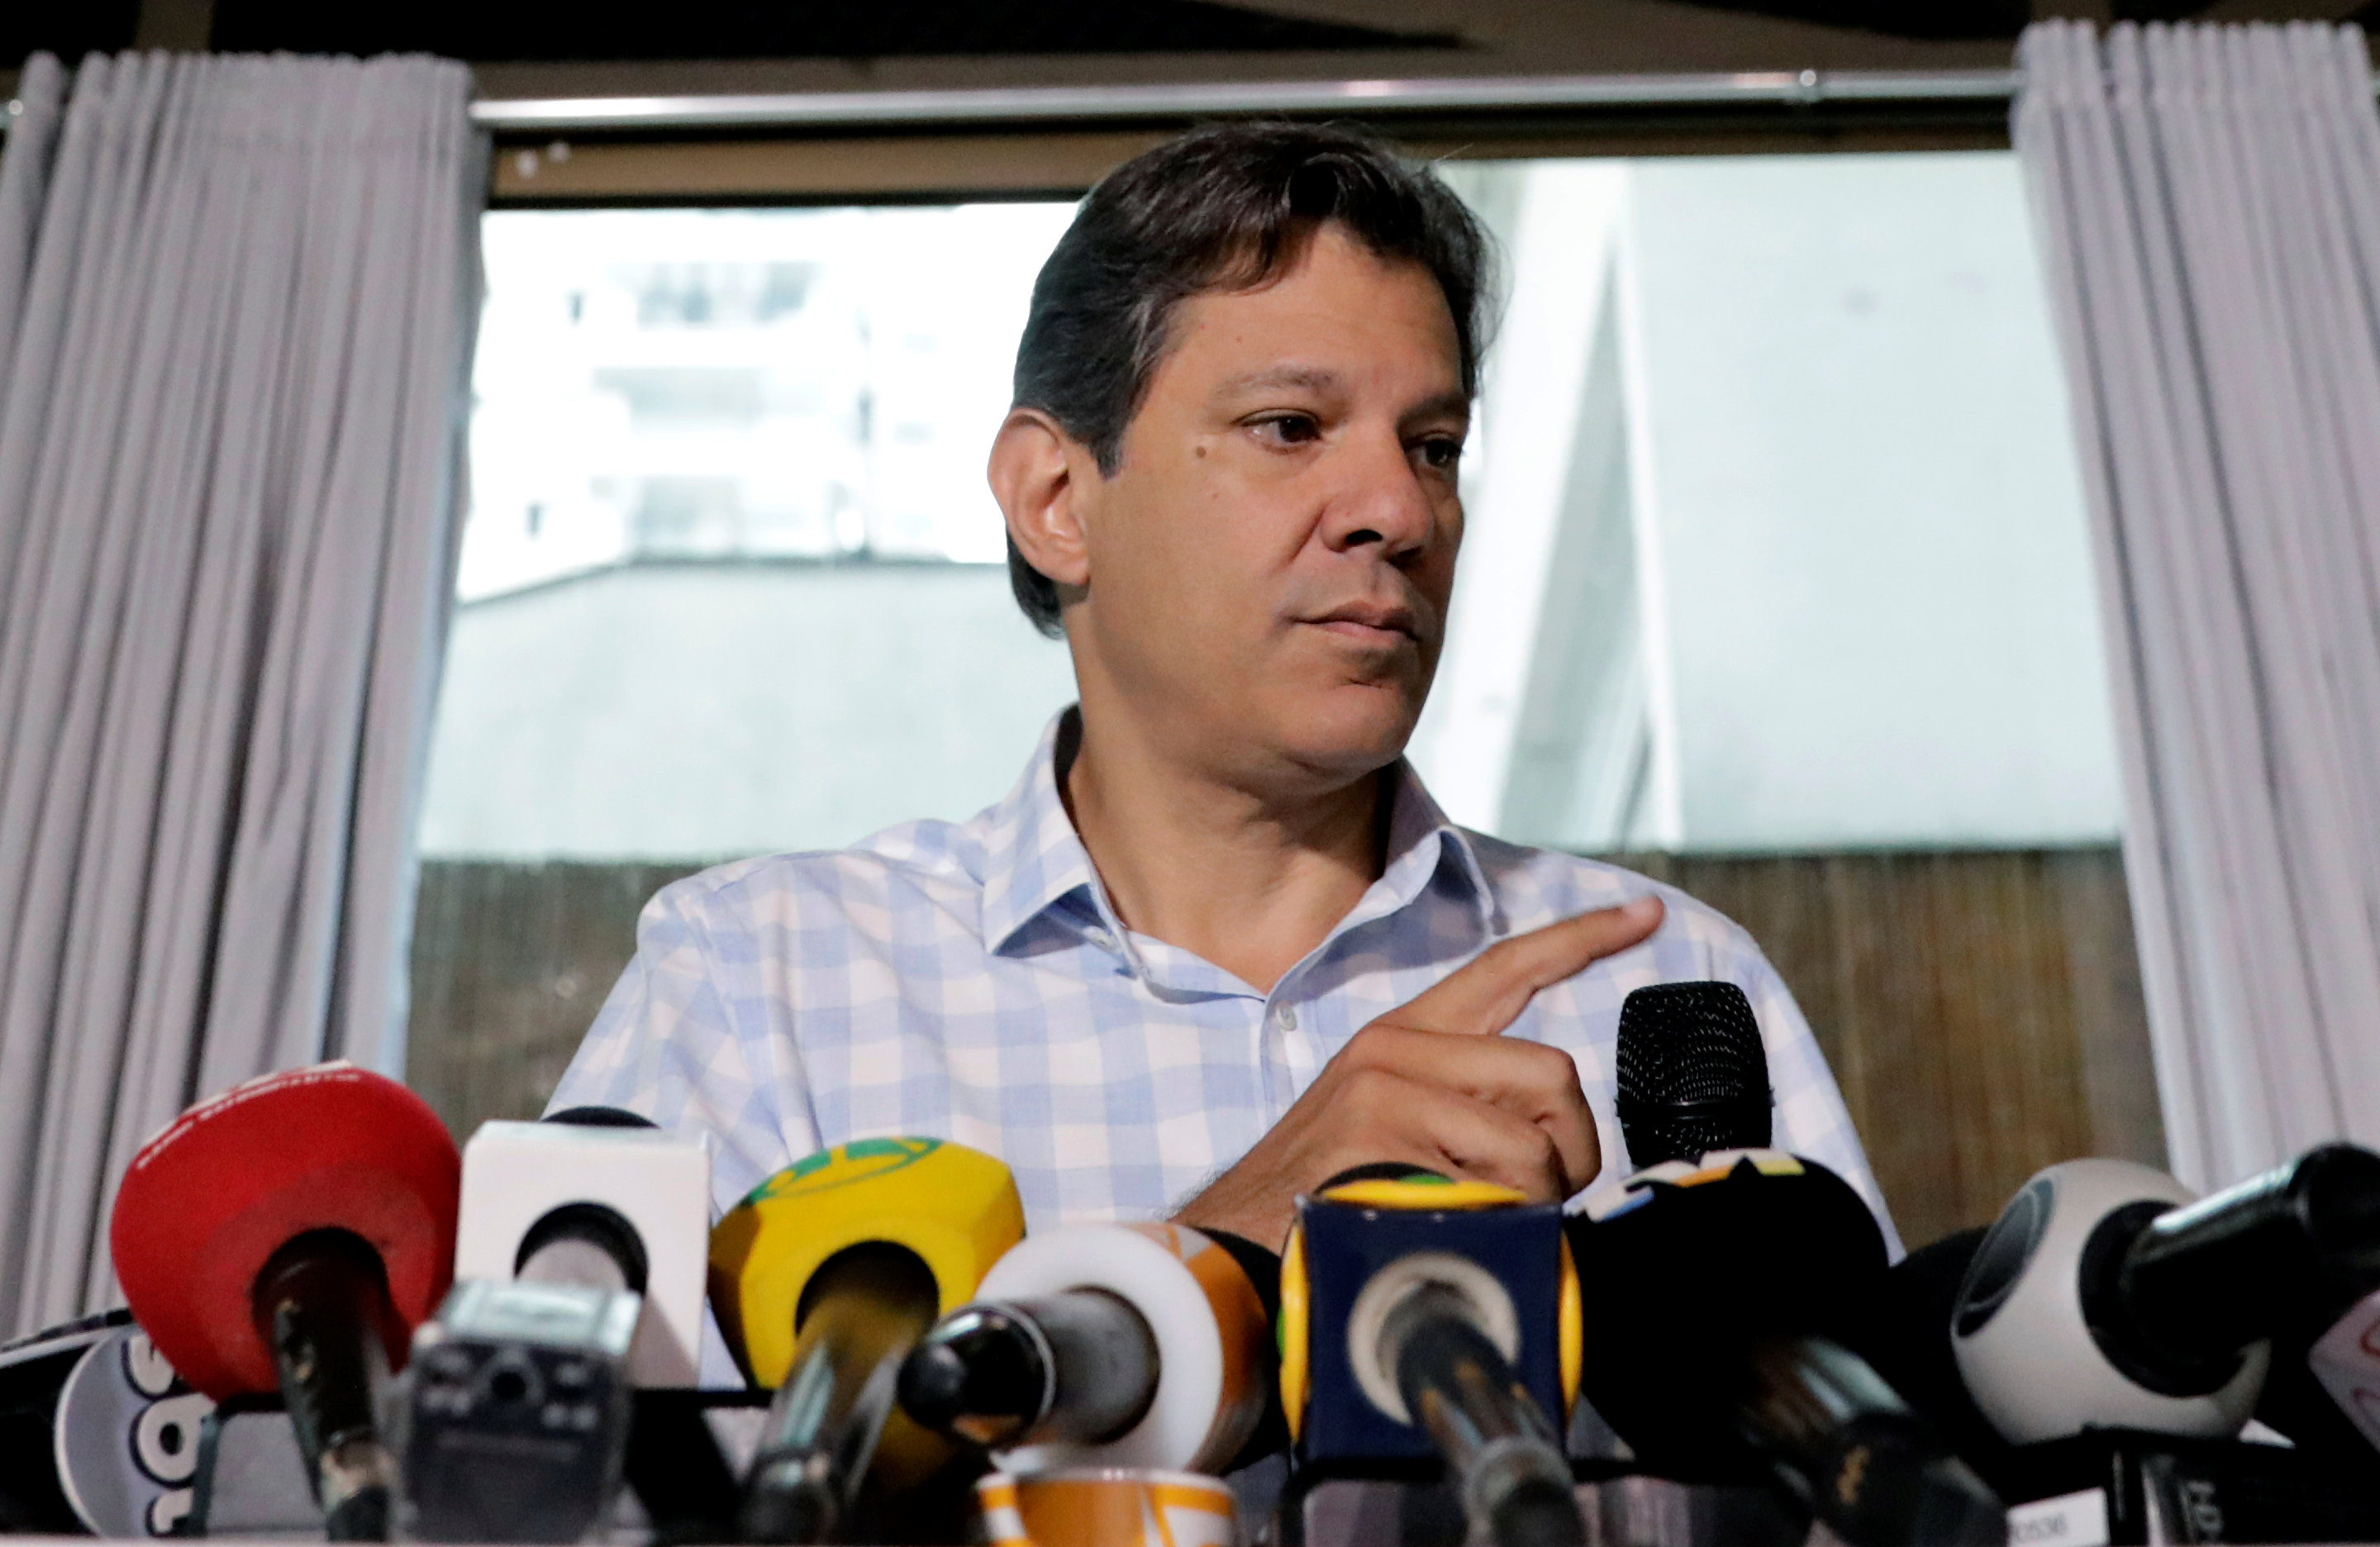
1382 1284 1584 1547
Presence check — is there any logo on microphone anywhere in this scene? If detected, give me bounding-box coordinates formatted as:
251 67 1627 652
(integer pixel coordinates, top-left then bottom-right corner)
53 1326 214 1538
738 1136 945 1206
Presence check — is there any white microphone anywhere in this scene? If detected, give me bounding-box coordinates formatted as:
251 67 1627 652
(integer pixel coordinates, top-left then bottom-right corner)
451 1111 711 1387
1949 1145 2380 1446
0 1314 212 1540
897 1221 1273 1476
1951 1159 2268 1443
55 1323 214 1539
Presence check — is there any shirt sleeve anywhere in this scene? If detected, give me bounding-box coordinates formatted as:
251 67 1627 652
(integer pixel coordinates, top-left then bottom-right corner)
545 876 819 1217
1728 943 1905 1259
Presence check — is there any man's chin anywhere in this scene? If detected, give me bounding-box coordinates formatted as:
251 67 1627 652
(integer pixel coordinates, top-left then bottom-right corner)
1261 689 1421 783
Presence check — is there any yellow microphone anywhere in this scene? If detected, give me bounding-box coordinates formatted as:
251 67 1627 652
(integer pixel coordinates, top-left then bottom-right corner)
708 1136 1025 1544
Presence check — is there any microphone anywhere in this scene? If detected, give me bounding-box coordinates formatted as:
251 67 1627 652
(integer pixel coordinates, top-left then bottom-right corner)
0 1311 214 1539
392 1278 640 1543
708 1136 1026 1544
1568 1151 2004 1547
1613 982 1773 1170
1282 1170 1586 1547
895 1221 1273 1474
1838 1226 2015 1473
450 1111 730 1539
2311 1283 2380 1454
0 1311 137 1535
2119 1145 2380 1369
451 1111 711 1387
1951 1145 2380 1445
55 1320 216 1539
111 1062 461 1541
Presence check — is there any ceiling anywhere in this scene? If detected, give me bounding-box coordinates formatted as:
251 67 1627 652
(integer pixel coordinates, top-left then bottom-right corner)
4 0 2374 97
202 0 1462 63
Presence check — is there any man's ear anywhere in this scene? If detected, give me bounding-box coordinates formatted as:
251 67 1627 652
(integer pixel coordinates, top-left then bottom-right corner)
988 407 1094 591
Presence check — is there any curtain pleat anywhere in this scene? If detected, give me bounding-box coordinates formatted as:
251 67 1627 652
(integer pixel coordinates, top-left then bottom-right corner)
2016 21 2380 1190
0 56 66 531
0 52 481 1331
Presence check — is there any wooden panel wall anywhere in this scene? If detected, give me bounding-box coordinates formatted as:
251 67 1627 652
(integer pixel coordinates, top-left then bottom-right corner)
405 859 701 1143
404 846 2162 1249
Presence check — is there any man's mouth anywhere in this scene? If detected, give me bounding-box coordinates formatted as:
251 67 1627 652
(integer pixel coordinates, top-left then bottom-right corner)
1307 602 1421 646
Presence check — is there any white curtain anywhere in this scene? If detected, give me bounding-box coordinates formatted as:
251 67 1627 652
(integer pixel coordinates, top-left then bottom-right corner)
0 51 482 1333
2016 21 2380 1192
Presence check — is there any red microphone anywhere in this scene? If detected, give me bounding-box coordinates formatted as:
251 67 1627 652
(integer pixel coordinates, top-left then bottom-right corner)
111 1063 459 1540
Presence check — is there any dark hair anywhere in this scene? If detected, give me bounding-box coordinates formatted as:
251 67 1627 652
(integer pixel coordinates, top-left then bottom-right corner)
1006 121 1495 638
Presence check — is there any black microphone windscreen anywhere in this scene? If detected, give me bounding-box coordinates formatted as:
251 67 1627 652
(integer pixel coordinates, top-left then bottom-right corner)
1567 1154 1886 1468
545 1107 659 1129
1614 982 1773 1169
1843 1227 2016 1476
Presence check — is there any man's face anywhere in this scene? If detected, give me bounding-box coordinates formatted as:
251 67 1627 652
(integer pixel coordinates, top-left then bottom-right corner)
1070 224 1468 790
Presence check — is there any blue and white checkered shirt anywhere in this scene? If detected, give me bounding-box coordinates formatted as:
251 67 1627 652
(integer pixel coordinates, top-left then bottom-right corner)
550 711 1897 1252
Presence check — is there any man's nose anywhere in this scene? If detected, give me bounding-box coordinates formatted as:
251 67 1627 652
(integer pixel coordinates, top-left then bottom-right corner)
1319 427 1436 561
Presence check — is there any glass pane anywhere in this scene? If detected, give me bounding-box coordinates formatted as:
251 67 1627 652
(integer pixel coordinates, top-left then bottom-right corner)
1411 152 2122 854
465 203 1078 593
421 204 1080 860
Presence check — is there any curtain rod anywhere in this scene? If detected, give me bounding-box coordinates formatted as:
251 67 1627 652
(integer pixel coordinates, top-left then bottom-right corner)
14 63 2380 137
461 69 2023 134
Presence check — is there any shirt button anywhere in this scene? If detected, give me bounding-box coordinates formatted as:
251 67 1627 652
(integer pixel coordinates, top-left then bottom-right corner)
1084 926 1115 951
1273 1005 1297 1031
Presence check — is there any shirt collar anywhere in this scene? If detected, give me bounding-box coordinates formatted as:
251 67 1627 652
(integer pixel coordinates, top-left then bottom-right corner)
1369 758 1504 943
979 707 1502 959
978 709 1106 954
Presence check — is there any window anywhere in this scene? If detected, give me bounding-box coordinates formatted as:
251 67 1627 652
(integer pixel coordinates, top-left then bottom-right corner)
425 155 2117 865
422 203 1081 859
412 154 2154 1247
1416 153 2121 854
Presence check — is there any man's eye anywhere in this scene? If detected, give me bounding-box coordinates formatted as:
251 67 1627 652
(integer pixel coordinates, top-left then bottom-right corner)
1416 437 1463 471
1252 413 1321 446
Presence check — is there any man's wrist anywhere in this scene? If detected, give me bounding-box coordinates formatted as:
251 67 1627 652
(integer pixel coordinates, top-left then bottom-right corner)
1173 1173 1292 1253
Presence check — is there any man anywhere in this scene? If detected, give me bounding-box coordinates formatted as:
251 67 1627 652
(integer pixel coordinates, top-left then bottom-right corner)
550 122 1891 1257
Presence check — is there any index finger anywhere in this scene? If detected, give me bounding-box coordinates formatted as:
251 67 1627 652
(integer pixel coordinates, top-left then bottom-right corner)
1385 895 1664 1038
